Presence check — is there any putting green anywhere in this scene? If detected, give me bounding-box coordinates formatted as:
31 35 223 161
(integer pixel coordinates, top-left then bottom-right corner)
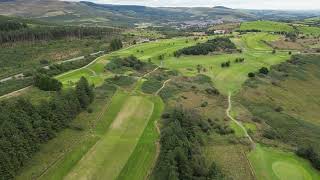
248 144 320 180
272 161 311 180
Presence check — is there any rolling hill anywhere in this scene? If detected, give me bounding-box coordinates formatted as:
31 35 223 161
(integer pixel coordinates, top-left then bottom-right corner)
2 0 319 27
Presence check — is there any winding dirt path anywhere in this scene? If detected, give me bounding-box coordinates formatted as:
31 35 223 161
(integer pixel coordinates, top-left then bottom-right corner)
226 92 254 144
155 79 171 95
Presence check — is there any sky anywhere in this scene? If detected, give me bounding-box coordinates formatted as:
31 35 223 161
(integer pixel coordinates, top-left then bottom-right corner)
66 0 320 10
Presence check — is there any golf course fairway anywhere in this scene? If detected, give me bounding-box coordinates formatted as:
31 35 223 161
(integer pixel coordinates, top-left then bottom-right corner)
64 95 155 180
248 144 320 180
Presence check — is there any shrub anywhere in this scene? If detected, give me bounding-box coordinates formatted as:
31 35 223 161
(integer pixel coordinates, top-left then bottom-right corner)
201 101 208 107
259 67 269 75
248 72 255 78
205 88 220 95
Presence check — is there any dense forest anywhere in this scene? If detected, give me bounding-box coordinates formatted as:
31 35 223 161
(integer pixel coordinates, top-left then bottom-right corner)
0 26 120 44
174 37 237 56
152 108 224 180
0 77 94 179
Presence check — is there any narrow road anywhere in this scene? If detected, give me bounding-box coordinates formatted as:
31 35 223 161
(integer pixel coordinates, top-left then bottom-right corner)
226 92 254 144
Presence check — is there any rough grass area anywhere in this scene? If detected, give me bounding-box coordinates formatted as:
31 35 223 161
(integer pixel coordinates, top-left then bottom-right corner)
239 55 320 151
249 144 320 180
105 75 137 89
141 78 163 94
204 134 255 180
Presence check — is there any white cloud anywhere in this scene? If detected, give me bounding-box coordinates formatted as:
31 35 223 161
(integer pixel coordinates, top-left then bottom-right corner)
66 0 320 10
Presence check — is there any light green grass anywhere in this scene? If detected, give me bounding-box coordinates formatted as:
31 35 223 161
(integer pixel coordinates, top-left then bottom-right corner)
240 21 295 33
64 95 155 180
117 96 164 180
249 144 320 180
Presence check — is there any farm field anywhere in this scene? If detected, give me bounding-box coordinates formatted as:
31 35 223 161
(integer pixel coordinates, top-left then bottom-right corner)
249 144 320 180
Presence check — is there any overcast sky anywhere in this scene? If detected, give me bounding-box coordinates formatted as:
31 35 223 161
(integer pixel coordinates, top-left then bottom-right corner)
66 0 320 10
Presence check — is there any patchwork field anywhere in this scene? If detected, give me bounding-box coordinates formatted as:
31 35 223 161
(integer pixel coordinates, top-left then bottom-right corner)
249 144 320 180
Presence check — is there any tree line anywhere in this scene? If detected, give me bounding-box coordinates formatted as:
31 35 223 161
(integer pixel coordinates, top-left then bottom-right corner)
152 108 224 180
0 21 27 32
0 26 120 44
0 77 94 179
174 37 236 57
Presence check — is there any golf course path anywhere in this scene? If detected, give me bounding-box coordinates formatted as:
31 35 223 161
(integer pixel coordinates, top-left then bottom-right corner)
227 92 254 144
155 79 171 95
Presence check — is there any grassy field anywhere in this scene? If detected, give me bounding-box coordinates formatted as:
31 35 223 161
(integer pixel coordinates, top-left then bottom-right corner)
249 144 320 180
240 21 295 33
